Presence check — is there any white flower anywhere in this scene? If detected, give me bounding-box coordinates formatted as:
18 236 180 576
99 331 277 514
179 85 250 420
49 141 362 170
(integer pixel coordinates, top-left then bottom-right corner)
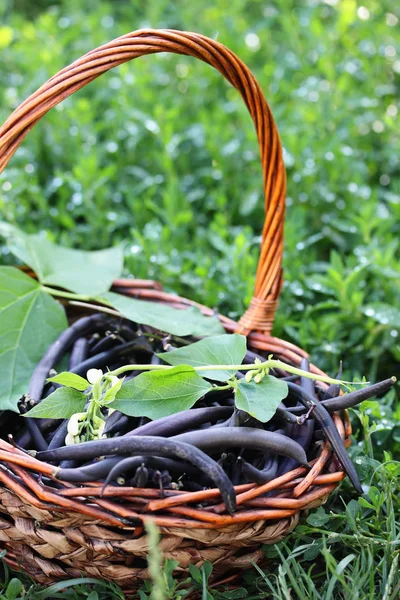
65 432 76 446
67 412 86 436
87 368 103 384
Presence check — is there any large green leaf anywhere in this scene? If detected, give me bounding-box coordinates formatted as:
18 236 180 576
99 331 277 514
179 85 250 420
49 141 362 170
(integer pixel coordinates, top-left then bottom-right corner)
24 387 86 419
157 334 246 381
235 375 289 423
103 291 225 337
0 222 123 295
113 365 212 419
0 267 68 412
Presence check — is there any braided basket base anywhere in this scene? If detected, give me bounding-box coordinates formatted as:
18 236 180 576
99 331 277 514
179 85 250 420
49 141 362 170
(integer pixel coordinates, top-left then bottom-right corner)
0 279 349 595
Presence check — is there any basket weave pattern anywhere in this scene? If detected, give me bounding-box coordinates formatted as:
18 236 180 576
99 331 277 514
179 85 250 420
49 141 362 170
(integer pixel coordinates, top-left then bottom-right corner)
0 30 349 593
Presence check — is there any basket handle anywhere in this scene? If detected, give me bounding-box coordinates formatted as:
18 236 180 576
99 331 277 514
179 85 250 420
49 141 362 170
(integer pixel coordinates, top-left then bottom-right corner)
0 29 286 334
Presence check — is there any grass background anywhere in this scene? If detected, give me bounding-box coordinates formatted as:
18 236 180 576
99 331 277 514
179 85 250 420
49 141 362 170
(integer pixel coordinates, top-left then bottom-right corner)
0 0 399 598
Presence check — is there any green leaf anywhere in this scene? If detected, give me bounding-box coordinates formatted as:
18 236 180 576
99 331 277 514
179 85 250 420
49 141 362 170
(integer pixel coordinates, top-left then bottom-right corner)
47 372 89 391
306 507 331 527
0 267 67 412
0 222 123 295
5 578 23 600
362 303 400 329
189 564 203 585
235 375 288 423
345 499 361 532
102 378 123 404
113 365 212 419
304 542 323 561
358 498 376 511
336 554 356 576
103 291 225 337
157 334 246 381
24 387 86 419
0 26 13 49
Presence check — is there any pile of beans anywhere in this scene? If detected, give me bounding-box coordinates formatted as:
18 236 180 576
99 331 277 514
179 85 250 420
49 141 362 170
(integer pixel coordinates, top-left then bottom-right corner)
10 314 395 514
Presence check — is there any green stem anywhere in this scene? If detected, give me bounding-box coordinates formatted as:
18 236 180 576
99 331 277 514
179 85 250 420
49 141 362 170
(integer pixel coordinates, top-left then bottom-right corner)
211 383 235 392
42 289 120 318
107 360 366 386
268 359 367 385
41 286 93 302
69 300 122 318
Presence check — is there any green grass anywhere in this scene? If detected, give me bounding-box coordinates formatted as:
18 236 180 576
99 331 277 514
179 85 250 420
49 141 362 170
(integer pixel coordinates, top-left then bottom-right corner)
0 0 399 597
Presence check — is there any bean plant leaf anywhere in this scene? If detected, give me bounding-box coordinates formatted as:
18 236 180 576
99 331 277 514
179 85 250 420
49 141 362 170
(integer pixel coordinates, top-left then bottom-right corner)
0 222 123 295
24 387 86 419
113 365 212 419
102 378 123 404
157 334 246 381
103 291 225 337
0 267 68 412
47 372 89 391
235 375 289 423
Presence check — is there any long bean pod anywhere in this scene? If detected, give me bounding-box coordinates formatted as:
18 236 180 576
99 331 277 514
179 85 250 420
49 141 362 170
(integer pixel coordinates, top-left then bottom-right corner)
104 411 130 435
47 420 68 450
322 377 396 411
276 419 315 477
275 405 300 425
56 457 122 482
68 338 89 370
25 418 48 451
172 428 309 466
287 378 397 414
89 335 118 356
286 382 362 493
239 455 278 485
18 405 48 451
123 405 233 438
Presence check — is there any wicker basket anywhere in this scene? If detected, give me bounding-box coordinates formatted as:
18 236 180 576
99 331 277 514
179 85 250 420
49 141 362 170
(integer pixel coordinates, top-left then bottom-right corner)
0 30 351 596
